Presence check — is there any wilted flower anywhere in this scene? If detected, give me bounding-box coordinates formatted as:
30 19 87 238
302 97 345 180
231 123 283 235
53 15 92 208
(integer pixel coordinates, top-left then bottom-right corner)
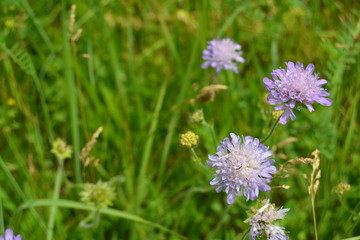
207 134 276 204
80 181 116 208
180 131 199 148
0 229 22 240
263 61 332 124
196 84 228 103
249 199 290 240
202 38 245 74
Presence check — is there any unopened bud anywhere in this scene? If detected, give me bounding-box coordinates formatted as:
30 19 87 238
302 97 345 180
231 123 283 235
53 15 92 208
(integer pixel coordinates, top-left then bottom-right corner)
335 182 351 195
189 109 204 123
180 131 199 148
51 138 73 160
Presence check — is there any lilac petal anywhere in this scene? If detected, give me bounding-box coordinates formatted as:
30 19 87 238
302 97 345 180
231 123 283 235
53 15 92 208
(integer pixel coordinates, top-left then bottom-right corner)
259 184 271 192
317 79 327 86
305 64 315 74
304 103 314 112
263 77 274 86
314 96 332 106
268 98 283 105
210 177 221 185
289 109 296 120
286 61 295 70
279 112 289 125
5 229 14 240
208 155 218 161
201 62 210 69
227 192 236 204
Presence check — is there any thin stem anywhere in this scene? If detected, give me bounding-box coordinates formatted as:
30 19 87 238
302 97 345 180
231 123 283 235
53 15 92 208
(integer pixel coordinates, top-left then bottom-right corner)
0 198 4 233
202 121 217 147
190 148 200 162
79 209 101 229
207 204 231 239
261 116 280 143
47 158 65 240
241 228 250 240
311 196 318 240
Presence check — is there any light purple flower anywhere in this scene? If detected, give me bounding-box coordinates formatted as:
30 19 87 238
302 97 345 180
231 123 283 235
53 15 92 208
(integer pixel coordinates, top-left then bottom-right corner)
202 38 245 74
0 229 22 240
207 134 276 204
250 199 290 240
263 61 332 124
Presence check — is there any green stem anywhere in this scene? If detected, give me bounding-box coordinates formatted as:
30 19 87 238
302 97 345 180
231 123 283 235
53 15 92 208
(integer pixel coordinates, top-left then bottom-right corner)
261 116 280 143
47 158 65 240
0 198 4 233
79 209 101 229
207 204 231 239
190 148 199 162
62 0 81 183
241 228 250 240
203 121 217 147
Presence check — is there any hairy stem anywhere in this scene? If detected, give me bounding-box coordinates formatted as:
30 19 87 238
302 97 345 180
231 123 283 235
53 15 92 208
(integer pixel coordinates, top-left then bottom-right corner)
261 116 280 143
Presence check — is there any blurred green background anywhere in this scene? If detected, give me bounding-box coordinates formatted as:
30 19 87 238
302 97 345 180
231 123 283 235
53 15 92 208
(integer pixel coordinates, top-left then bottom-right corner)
0 0 359 239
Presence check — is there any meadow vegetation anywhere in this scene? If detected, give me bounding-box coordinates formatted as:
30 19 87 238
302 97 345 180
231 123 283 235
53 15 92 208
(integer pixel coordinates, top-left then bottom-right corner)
0 0 359 239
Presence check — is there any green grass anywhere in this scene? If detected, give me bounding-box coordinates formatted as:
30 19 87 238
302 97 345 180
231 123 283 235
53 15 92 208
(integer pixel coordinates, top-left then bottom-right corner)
0 0 359 239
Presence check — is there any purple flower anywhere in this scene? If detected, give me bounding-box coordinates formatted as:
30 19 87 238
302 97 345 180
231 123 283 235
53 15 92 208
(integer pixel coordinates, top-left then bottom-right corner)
207 134 276 204
249 199 290 240
202 38 245 74
0 229 22 240
263 61 332 124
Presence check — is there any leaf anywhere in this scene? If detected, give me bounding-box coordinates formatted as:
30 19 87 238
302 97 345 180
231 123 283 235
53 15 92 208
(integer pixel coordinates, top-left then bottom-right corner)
20 199 187 239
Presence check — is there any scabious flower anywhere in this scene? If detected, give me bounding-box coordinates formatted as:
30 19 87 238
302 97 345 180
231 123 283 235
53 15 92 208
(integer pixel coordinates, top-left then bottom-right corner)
249 199 290 240
0 229 22 240
202 38 245 74
207 134 276 204
263 61 332 124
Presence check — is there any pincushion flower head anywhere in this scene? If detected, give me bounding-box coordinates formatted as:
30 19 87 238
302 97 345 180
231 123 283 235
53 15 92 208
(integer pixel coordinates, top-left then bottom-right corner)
263 61 332 124
207 134 276 204
249 199 290 240
0 229 22 240
202 38 245 74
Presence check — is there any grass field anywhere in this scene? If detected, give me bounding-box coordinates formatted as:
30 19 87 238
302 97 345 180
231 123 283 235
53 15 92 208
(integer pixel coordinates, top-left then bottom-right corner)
0 0 359 239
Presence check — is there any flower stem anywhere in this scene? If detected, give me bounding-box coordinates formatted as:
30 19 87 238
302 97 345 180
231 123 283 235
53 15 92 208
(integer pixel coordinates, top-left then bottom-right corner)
190 148 200 162
311 196 318 240
241 228 250 240
261 116 280 143
47 158 64 240
202 120 217 147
